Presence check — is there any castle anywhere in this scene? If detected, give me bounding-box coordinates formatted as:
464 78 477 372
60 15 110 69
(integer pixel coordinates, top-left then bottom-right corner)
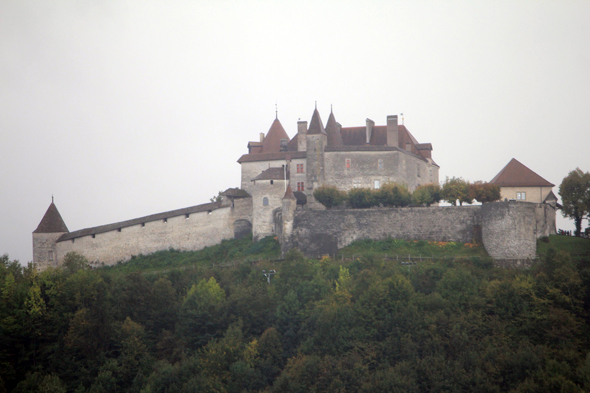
33 107 556 269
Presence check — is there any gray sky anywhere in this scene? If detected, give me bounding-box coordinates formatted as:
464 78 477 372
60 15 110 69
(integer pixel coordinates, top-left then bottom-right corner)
2 0 589 264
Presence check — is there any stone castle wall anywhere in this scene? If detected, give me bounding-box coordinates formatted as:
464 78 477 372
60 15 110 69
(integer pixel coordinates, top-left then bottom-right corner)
323 150 439 192
283 202 556 259
54 198 252 266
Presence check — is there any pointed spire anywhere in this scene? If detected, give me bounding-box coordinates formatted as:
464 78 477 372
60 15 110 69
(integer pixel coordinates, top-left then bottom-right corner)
260 117 290 153
33 201 69 233
275 102 278 120
283 184 296 200
325 109 343 146
307 107 326 135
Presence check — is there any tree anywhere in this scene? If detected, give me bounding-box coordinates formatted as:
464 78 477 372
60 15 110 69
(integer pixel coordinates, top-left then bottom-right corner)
313 186 347 209
468 181 501 204
348 188 377 209
377 183 412 207
412 183 441 206
441 177 471 206
559 168 590 237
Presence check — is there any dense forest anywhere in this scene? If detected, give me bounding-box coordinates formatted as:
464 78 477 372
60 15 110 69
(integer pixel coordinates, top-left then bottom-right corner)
1 235 590 392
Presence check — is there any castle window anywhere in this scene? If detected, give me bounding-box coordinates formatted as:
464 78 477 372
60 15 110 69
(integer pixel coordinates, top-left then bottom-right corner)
378 159 383 170
163 218 167 223
263 197 269 206
72 239 75 243
142 222 145 227
430 168 433 181
92 234 96 238
48 251 54 261
374 180 381 189
346 159 351 169
270 180 274 185
517 192 526 200
297 182 305 191
185 213 190 219
417 164 421 177
353 179 362 188
117 228 122 232
297 164 304 173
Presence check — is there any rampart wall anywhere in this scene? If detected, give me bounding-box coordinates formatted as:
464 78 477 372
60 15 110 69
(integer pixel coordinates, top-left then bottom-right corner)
55 198 252 266
283 202 556 259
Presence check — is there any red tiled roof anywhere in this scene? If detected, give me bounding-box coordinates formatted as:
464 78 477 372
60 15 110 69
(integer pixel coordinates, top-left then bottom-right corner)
237 151 306 163
261 118 290 153
33 203 69 233
252 167 288 181
490 158 554 187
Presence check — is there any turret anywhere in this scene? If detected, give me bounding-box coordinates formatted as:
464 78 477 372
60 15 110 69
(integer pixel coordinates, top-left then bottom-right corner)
305 107 327 205
32 199 69 270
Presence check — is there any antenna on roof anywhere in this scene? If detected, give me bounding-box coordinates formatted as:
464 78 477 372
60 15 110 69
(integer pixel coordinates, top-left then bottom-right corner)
52 195 54 203
275 102 278 119
331 104 333 113
401 113 404 125
315 101 317 110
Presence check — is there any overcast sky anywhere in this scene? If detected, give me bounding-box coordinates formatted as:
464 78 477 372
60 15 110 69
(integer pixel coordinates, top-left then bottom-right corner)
1 0 589 264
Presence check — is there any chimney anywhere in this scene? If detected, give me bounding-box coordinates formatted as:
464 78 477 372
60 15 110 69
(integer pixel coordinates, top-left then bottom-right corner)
366 118 375 144
297 120 307 152
259 133 264 142
387 115 399 147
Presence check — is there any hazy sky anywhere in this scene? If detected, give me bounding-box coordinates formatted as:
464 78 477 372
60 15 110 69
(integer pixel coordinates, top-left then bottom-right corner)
1 1 589 263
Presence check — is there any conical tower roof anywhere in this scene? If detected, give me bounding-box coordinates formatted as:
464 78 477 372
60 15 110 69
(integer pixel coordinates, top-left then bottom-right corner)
490 158 554 187
261 118 290 153
283 184 296 200
307 108 326 135
33 202 69 233
325 110 343 146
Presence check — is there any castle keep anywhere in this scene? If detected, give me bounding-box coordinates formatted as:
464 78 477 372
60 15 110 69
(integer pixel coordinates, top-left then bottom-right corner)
33 107 556 269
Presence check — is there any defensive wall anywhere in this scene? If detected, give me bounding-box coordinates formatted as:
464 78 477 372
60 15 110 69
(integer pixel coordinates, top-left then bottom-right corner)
280 201 556 260
48 198 252 268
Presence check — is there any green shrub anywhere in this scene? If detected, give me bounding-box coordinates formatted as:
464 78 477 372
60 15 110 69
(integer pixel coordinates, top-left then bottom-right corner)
376 182 412 207
313 186 347 209
412 183 441 206
348 188 377 208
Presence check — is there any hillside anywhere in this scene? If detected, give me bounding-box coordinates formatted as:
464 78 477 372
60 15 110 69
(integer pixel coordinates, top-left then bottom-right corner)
1 235 590 392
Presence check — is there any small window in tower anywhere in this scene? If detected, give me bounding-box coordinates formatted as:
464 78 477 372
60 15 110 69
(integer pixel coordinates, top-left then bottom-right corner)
185 213 190 219
297 182 305 191
117 228 122 232
297 164 304 173
270 180 274 185
163 218 167 223
72 239 75 243
92 234 96 238
346 158 351 169
263 197 269 206
430 168 433 181
417 164 421 177
48 251 54 261
141 222 145 227
378 159 383 170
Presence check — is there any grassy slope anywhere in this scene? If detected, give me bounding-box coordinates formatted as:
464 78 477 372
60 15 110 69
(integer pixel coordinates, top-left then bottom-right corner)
537 234 590 259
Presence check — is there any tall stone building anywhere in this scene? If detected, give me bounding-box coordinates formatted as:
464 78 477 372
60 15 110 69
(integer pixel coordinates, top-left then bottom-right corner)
238 107 439 239
33 106 439 269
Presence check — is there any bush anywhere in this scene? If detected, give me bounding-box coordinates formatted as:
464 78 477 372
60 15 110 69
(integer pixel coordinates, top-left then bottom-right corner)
412 183 441 206
313 186 347 209
376 182 412 207
348 188 377 208
441 176 471 206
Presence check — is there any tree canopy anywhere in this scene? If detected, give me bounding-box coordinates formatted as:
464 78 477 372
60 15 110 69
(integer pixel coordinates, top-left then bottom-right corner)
559 168 590 237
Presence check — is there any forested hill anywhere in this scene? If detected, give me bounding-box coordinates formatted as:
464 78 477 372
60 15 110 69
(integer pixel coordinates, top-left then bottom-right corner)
1 235 590 392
